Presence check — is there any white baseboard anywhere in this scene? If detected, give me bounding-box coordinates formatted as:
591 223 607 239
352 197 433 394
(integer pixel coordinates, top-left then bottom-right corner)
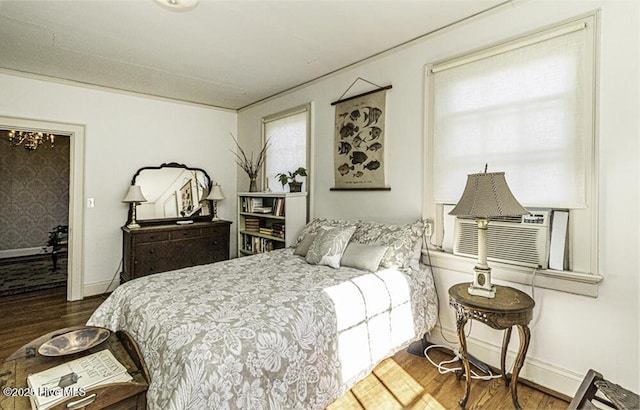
0 247 50 259
426 325 584 398
83 279 119 297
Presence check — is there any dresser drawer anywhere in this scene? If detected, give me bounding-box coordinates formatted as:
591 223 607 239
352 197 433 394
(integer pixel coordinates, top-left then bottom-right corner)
210 248 229 263
134 231 170 243
174 235 228 267
210 235 230 263
209 234 228 249
170 228 202 240
134 242 172 275
201 225 228 237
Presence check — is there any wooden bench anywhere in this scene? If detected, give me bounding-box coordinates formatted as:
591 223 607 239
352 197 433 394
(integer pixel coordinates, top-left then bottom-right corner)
568 369 639 410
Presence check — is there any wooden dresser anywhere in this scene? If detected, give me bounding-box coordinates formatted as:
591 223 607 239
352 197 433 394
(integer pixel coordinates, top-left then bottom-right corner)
121 220 231 282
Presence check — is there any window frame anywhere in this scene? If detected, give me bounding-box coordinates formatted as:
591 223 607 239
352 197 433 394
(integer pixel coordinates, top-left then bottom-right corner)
261 103 311 192
422 13 602 297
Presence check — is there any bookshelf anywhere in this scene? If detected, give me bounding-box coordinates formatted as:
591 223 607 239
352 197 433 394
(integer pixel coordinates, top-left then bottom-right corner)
237 192 307 256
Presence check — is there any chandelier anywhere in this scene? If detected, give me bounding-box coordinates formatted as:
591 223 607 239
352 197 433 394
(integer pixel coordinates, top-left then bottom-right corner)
7 130 55 151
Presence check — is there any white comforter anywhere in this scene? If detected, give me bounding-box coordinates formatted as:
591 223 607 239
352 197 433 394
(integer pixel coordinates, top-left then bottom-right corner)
87 248 438 410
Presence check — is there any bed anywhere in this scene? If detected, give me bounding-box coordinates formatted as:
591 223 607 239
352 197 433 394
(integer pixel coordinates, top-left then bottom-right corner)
87 218 438 409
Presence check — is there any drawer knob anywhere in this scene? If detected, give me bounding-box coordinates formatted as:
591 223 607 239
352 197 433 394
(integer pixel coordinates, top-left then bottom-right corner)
149 249 155 254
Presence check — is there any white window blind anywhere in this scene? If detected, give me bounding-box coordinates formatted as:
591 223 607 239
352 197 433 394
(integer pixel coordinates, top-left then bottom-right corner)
263 108 308 193
432 21 594 209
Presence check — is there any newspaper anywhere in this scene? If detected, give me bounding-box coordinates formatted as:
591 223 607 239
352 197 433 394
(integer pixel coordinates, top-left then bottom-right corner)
27 349 132 410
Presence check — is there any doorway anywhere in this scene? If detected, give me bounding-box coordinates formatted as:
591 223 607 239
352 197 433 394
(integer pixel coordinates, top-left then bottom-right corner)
0 116 85 301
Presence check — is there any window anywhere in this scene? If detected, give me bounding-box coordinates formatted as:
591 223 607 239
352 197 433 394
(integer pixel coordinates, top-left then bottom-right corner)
425 16 600 292
262 105 310 193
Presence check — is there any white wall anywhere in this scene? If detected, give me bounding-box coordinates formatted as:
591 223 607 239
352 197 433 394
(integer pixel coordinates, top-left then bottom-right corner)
238 0 639 397
0 73 238 294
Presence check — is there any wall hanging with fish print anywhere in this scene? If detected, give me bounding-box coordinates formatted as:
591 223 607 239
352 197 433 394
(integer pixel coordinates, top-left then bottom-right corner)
330 78 391 191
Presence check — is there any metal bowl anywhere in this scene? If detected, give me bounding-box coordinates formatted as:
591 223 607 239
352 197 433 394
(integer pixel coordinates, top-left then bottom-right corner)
38 327 111 356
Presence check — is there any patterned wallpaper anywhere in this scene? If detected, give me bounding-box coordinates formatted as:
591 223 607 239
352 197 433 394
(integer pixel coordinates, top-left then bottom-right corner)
0 130 70 251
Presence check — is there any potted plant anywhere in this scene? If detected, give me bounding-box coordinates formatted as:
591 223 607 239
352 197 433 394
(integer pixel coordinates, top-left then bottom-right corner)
276 167 307 192
230 133 270 192
46 225 68 271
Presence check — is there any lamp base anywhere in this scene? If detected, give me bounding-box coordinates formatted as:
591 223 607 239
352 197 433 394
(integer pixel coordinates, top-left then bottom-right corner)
468 267 496 298
468 283 496 298
127 222 141 229
210 201 219 222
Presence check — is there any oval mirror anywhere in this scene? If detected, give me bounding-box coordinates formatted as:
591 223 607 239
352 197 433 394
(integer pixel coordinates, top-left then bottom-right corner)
129 162 212 224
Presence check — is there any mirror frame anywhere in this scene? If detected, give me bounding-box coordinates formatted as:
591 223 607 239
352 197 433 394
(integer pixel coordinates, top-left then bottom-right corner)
128 162 213 226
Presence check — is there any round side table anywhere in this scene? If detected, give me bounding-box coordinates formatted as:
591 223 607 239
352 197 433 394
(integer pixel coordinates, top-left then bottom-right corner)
449 283 535 410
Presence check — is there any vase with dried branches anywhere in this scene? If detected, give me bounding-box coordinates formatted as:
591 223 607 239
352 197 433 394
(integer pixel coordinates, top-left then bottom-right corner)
230 133 269 192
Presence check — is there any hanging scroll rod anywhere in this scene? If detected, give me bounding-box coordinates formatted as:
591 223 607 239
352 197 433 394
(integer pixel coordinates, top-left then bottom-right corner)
331 78 392 106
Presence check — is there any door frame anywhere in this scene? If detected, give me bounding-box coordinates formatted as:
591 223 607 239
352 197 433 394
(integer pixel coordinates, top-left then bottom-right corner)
0 116 85 301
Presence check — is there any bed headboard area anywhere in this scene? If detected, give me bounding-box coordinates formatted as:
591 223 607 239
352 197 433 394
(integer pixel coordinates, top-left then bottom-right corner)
293 217 425 272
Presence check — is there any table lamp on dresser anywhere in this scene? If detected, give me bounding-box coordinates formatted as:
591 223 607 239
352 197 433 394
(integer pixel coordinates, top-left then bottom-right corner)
122 185 147 229
449 166 528 298
207 183 225 221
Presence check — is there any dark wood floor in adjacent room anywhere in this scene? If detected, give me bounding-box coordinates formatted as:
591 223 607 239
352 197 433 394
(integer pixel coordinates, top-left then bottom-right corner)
0 288 569 409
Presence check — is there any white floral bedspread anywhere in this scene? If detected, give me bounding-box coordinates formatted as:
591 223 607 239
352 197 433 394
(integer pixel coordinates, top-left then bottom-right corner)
87 248 438 410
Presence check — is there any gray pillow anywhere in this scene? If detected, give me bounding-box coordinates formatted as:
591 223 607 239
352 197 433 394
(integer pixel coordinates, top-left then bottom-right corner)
294 233 316 257
341 242 388 272
305 226 356 269
295 218 360 246
352 219 424 269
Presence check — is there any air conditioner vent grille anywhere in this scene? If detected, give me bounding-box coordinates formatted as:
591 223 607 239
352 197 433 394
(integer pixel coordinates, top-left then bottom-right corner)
454 212 550 268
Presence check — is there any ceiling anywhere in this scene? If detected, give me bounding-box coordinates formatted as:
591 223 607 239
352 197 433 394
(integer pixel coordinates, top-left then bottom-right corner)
0 0 505 110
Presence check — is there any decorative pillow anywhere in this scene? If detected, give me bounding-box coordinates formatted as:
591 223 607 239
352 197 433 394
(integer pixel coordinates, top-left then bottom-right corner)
305 226 356 269
352 219 424 269
294 233 316 257
341 242 388 272
295 218 360 246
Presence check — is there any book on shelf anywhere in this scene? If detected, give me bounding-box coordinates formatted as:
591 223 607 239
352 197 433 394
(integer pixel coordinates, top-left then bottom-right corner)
27 349 132 410
271 222 285 239
272 198 285 216
241 197 265 213
245 217 260 231
241 234 281 254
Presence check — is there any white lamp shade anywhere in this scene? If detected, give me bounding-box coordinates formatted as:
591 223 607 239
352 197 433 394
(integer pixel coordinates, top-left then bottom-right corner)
122 185 147 203
207 184 225 201
449 171 527 218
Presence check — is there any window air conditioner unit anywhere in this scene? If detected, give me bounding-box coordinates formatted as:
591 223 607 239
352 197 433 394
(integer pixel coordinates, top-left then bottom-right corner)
453 210 551 269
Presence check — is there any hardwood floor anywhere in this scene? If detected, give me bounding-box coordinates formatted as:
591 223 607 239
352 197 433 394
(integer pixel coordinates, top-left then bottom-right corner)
0 288 569 409
0 287 108 360
330 349 569 409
